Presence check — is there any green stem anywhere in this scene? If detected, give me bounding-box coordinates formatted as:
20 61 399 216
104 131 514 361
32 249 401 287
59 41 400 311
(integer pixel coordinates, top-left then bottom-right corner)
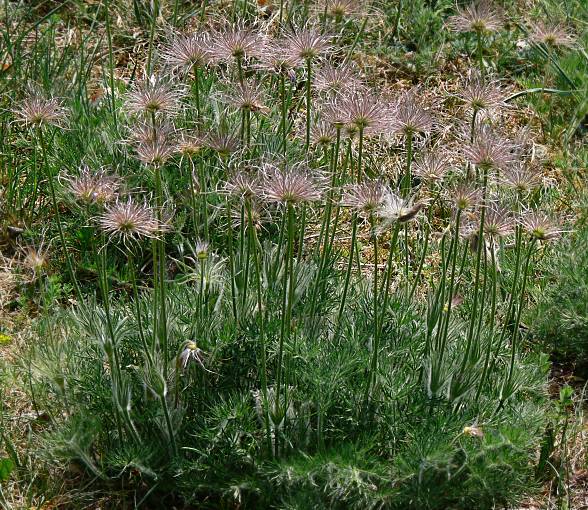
275 203 295 455
146 0 159 75
280 72 287 157
363 214 379 412
305 58 312 150
38 127 82 301
247 201 272 454
104 0 118 132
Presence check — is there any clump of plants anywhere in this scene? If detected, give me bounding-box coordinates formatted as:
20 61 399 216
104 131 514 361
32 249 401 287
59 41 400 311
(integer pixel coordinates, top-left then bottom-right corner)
530 214 588 375
1 0 581 508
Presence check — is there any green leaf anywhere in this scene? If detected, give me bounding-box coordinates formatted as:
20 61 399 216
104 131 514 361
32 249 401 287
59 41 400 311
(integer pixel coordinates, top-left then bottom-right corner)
0 458 14 481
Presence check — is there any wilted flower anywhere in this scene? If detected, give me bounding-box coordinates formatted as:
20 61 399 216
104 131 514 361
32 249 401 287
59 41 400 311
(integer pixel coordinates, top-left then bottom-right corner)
262 165 322 205
377 191 424 227
448 0 503 34
179 341 213 371
125 75 183 118
284 27 331 62
222 80 268 113
207 24 265 62
413 149 451 183
463 425 484 438
314 63 362 95
390 89 434 136
21 244 49 276
65 166 120 205
99 199 163 243
16 93 66 127
529 22 575 48
520 210 563 241
341 181 387 217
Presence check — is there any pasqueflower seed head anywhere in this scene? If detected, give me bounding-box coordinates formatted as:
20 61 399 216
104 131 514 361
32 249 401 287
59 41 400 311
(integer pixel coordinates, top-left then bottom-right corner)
314 63 362 95
413 149 452 183
390 88 434 136
337 90 390 135
207 24 265 62
377 191 424 226
262 165 322 205
457 70 507 112
529 22 575 48
221 80 268 113
16 92 66 127
519 210 563 241
283 27 331 61
448 0 503 34
66 166 120 205
100 199 164 243
465 124 516 170
125 75 183 118
341 181 388 216
500 163 542 194
162 33 211 74
224 171 260 201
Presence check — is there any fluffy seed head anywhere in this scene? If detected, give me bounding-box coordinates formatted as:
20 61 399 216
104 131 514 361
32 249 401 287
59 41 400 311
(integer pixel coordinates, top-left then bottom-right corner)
176 132 205 157
316 0 363 20
390 89 434 136
377 192 424 226
448 0 503 34
457 70 507 112
99 199 163 243
284 27 331 61
66 166 120 205
307 120 337 146
204 131 241 157
22 244 49 275
221 80 268 113
450 185 481 211
314 63 362 95
529 22 575 48
465 124 516 170
480 204 515 238
257 40 300 73
340 181 388 216
162 33 211 73
224 171 260 201
413 149 451 183
336 90 390 135
125 76 183 119
207 24 265 62
520 211 563 241
135 134 176 166
262 165 322 205
16 93 66 127
500 163 542 194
